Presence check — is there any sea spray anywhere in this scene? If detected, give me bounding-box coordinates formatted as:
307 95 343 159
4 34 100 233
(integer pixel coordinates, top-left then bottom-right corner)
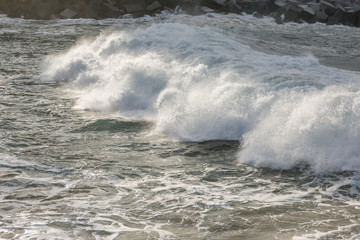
40 22 360 173
238 86 360 173
2 14 360 240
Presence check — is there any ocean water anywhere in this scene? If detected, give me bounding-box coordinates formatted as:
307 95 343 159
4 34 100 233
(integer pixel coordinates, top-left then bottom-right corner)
1 12 360 239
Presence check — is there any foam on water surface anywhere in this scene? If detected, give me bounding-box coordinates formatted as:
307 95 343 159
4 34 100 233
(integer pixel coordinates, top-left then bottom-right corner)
2 14 360 240
40 18 360 174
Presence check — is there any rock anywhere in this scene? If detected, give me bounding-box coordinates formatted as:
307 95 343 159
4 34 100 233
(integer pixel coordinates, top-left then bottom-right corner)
321 0 336 9
354 12 360 27
71 0 88 12
283 8 300 22
0 0 358 27
49 14 58 20
274 0 286 8
184 5 205 15
89 0 103 8
103 2 122 12
30 0 62 19
64 0 101 19
125 3 145 13
268 11 284 23
340 11 360 26
257 0 278 15
78 4 100 19
146 1 162 12
327 15 341 24
60 8 78 18
336 3 346 12
253 12 263 18
344 6 356 13
308 2 320 12
85 0 103 18
321 0 338 16
214 0 227 5
7 8 22 18
288 4 318 23
122 13 134 18
201 5 216 13
299 4 315 15
200 0 227 12
316 10 328 21
157 0 178 8
289 4 304 13
105 0 117 5
0 0 5 9
236 0 271 15
32 4 51 19
1 0 21 18
103 1 124 17
22 9 40 19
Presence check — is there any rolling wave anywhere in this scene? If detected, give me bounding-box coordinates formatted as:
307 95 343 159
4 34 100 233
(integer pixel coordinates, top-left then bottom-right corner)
40 22 360 173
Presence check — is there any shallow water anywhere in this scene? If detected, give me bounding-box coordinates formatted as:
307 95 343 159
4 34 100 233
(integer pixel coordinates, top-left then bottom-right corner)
0 13 360 239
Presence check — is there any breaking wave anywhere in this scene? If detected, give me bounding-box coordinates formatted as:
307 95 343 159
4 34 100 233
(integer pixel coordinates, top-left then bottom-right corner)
40 22 360 173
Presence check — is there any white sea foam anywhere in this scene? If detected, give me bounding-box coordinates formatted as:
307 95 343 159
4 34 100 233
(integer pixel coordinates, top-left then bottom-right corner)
40 22 360 173
293 224 360 240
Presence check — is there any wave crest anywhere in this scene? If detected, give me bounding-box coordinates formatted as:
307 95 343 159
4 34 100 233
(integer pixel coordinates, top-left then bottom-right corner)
40 23 360 173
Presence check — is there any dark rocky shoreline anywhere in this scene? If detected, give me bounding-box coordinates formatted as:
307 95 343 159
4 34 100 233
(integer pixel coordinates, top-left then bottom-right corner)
0 0 359 26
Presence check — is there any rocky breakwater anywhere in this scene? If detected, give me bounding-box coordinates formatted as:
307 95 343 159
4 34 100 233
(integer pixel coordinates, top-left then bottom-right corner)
204 0 359 26
0 0 178 19
0 0 359 27
224 0 360 26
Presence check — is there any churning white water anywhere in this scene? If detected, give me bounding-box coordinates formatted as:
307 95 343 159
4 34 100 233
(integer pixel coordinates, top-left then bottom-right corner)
40 20 360 173
1 13 360 240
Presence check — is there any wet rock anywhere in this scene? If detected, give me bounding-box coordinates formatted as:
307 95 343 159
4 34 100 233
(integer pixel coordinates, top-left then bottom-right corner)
103 1 124 17
327 15 341 24
252 11 264 17
89 0 103 9
157 0 178 8
268 11 283 23
321 0 336 9
146 1 163 13
178 0 204 15
124 2 145 13
214 0 227 5
225 0 243 13
257 0 278 15
283 8 300 22
199 0 227 12
299 4 315 15
321 0 338 16
85 0 103 18
0 0 358 27
274 0 286 8
334 10 360 26
316 10 328 21
103 0 122 12
60 8 78 18
122 13 134 18
201 5 216 13
32 0 62 19
298 4 317 23
0 0 5 10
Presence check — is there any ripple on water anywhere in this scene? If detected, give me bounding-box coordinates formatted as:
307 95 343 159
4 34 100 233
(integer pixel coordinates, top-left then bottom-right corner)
0 14 360 240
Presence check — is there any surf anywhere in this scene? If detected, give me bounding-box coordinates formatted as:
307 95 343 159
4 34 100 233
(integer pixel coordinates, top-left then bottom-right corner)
40 20 360 173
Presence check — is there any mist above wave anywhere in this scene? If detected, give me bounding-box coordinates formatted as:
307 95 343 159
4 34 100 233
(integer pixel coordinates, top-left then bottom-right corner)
40 22 360 173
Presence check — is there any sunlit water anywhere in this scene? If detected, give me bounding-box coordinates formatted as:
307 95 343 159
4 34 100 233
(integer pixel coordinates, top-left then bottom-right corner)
1 13 360 239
